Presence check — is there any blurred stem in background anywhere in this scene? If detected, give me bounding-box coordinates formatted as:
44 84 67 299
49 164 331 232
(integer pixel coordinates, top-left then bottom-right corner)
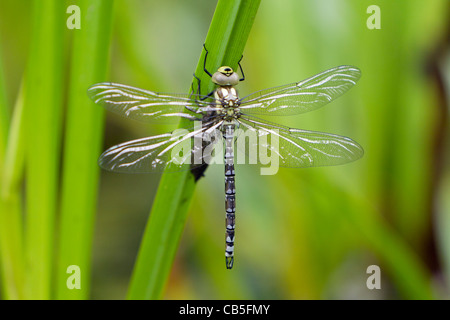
424 16 450 278
0 39 25 299
0 0 115 300
56 0 114 300
23 0 65 299
0 36 8 161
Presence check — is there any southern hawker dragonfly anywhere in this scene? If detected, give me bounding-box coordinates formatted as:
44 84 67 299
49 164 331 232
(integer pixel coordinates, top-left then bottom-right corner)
88 58 363 269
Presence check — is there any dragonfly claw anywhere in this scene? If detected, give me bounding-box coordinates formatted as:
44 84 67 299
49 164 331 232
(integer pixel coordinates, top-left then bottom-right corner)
226 256 234 269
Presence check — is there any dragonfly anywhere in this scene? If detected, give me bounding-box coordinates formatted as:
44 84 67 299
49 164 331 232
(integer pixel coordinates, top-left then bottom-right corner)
88 54 363 270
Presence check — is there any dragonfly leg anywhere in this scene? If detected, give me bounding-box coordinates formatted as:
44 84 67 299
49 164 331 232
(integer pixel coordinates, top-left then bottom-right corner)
192 72 202 95
184 105 200 115
191 74 199 95
191 72 215 100
203 43 244 82
237 54 245 82
203 43 213 78
202 89 215 100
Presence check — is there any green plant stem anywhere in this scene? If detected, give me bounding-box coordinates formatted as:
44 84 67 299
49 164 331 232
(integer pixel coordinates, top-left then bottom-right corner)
56 0 114 300
23 0 65 299
127 0 261 300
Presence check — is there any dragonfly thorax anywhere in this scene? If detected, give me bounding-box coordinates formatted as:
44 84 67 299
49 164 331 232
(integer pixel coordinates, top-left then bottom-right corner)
215 86 241 120
215 86 239 105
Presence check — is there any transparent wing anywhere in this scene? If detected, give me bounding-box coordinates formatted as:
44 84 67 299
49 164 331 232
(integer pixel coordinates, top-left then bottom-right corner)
88 82 218 123
236 115 363 168
239 66 361 116
99 121 224 173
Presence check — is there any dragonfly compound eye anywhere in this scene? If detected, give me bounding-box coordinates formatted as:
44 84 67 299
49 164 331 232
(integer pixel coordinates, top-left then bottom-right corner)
212 68 240 86
218 66 234 76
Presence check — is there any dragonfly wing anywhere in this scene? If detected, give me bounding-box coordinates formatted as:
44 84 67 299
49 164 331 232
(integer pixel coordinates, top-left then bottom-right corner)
99 121 224 173
88 82 215 123
239 66 361 116
237 116 363 168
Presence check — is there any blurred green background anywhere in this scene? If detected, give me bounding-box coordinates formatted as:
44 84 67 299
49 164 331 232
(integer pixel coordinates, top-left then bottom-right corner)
0 0 449 299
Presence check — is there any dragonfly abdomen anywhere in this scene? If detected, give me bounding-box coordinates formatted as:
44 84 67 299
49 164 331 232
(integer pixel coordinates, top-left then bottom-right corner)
223 123 236 269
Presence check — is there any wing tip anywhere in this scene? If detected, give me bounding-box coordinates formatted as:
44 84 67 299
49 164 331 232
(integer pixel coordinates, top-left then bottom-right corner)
87 82 112 101
336 65 362 81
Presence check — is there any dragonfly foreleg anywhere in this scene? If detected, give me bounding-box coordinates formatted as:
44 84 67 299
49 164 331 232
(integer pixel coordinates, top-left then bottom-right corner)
237 54 245 82
203 43 213 78
192 70 215 100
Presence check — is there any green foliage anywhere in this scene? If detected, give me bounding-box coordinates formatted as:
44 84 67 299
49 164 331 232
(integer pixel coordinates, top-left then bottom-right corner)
0 0 114 299
23 0 65 299
56 0 114 299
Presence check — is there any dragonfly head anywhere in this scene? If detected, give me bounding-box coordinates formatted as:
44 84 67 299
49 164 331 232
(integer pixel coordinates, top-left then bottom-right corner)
212 66 240 86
